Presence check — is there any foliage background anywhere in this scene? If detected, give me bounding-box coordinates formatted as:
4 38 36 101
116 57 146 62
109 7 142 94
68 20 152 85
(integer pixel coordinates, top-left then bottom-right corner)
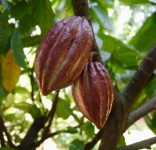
0 0 156 149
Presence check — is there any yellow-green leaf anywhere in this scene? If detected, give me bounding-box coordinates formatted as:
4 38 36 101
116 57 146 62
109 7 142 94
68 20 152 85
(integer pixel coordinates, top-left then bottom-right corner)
2 50 21 92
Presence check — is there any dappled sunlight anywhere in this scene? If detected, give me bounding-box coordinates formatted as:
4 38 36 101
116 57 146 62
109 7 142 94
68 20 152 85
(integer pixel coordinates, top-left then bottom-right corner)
124 118 156 148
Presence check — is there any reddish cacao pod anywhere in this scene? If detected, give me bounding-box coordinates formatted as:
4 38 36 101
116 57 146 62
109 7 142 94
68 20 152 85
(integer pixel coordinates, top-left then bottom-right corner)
34 16 93 95
72 62 114 129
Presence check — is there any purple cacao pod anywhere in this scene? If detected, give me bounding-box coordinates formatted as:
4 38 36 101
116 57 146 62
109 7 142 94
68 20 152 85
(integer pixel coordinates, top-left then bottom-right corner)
34 16 93 95
72 62 114 129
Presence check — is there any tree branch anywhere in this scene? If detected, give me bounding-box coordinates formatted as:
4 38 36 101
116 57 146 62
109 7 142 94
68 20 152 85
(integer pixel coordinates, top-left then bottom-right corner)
72 0 90 18
0 117 17 148
19 90 59 150
19 116 45 150
72 0 102 62
118 136 156 150
99 45 156 150
72 1 156 150
31 130 64 149
0 117 6 147
98 94 127 150
126 97 156 129
123 45 156 110
85 129 104 150
42 90 59 137
33 120 83 149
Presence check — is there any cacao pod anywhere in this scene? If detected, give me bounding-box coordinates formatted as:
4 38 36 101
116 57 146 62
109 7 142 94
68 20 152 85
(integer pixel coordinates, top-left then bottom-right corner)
34 16 93 95
72 62 114 129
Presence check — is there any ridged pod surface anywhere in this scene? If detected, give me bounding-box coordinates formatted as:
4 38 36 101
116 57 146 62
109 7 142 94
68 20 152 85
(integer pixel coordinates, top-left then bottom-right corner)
34 16 93 95
72 62 114 129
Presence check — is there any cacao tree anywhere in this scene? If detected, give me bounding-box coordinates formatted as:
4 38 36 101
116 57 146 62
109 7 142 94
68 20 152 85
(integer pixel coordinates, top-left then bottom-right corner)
0 0 156 150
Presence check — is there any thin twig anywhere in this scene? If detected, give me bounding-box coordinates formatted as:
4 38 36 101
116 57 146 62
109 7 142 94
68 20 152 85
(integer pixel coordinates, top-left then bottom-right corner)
42 90 60 137
85 129 104 150
19 86 59 149
33 122 83 149
126 97 156 129
118 136 156 150
0 118 6 147
29 67 35 102
32 130 64 149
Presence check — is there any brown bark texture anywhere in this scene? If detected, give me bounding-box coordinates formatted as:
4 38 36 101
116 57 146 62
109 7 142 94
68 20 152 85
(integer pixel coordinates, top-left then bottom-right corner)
72 0 156 150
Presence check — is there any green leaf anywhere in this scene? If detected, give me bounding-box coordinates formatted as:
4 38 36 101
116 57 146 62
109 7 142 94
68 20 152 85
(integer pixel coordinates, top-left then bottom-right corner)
5 93 15 105
29 105 42 119
23 35 42 47
0 0 12 11
98 0 114 8
10 1 32 20
14 102 32 112
54 0 73 19
129 12 156 52
132 90 147 109
117 135 126 147
145 75 156 99
0 84 8 105
100 50 111 63
119 0 150 4
81 122 95 139
151 112 156 130
56 99 71 119
32 0 55 35
69 139 84 150
11 29 26 69
144 113 156 134
13 86 29 95
0 12 13 55
99 33 140 69
12 87 30 102
8 1 35 36
56 97 80 122
90 5 114 31
65 127 78 134
0 27 10 54
18 14 35 36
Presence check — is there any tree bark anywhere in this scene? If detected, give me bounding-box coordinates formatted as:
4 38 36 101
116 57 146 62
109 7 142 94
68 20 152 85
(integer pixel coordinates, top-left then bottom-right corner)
72 1 156 150
99 45 156 150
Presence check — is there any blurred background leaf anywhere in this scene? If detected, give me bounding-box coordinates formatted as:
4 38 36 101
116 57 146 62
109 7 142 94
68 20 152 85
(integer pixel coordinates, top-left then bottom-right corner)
1 50 21 92
69 139 84 150
11 30 26 69
0 0 156 149
129 12 156 52
119 0 150 4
